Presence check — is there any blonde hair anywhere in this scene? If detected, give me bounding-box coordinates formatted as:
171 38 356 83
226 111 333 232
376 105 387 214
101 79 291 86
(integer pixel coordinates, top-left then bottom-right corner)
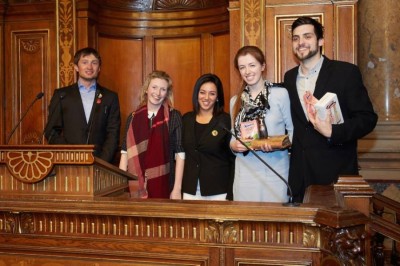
139 70 174 108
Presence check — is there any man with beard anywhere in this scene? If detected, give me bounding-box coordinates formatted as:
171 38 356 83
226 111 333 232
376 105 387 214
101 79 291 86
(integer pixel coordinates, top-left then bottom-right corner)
44 47 121 163
284 17 377 202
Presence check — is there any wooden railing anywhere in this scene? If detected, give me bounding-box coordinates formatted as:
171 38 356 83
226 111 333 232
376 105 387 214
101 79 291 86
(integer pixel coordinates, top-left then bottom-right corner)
370 193 400 265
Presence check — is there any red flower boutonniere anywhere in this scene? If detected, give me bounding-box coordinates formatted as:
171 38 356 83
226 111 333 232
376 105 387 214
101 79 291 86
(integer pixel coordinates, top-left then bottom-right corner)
96 93 103 104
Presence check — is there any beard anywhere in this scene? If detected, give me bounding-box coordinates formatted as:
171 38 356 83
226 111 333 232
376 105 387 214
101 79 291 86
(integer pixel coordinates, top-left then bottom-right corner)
294 45 319 61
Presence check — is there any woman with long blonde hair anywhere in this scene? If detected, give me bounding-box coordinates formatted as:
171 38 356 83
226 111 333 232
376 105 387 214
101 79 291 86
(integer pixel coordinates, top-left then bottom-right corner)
119 70 184 199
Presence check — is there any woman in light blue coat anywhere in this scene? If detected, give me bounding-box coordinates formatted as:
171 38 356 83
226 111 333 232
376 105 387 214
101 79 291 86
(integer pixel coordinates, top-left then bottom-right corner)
230 46 293 202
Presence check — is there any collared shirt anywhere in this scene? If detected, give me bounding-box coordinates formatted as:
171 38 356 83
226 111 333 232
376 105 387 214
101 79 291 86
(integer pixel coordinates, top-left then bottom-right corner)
78 81 97 122
296 56 324 118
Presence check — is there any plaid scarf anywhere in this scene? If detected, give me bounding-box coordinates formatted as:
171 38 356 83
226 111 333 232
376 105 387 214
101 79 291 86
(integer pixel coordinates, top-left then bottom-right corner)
127 103 170 198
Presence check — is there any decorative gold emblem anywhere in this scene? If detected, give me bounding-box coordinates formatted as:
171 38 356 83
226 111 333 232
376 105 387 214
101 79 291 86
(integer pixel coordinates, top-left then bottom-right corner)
212 130 218 136
6 151 54 183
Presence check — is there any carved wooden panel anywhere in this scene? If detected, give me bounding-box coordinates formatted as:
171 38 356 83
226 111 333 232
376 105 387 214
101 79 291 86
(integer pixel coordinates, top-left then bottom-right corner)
0 195 368 265
334 3 357 64
7 32 48 144
3 2 57 145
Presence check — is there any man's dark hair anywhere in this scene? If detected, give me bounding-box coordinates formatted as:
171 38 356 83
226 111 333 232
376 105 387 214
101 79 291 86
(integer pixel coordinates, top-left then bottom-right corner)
292 16 324 40
73 47 102 65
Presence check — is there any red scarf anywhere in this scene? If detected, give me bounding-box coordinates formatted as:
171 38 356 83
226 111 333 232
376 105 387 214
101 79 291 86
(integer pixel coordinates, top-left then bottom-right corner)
127 103 170 198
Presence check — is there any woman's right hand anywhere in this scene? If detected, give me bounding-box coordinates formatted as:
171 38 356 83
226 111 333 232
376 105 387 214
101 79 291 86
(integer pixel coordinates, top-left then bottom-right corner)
230 139 249 153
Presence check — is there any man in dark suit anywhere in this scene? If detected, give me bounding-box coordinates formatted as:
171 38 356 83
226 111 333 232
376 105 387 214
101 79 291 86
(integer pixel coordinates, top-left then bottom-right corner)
284 17 378 202
45 47 121 163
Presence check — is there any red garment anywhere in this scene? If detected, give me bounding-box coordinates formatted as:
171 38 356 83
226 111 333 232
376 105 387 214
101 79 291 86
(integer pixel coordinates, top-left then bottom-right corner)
126 104 170 198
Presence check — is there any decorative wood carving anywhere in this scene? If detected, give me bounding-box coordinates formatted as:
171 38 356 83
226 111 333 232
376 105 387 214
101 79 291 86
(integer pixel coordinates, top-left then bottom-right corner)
205 220 237 244
5 149 54 183
20 39 40 53
58 0 75 87
303 225 320 248
242 0 263 47
321 226 366 266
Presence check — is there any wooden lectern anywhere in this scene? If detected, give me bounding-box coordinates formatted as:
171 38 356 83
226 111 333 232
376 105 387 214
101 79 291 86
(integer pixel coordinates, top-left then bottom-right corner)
0 145 134 199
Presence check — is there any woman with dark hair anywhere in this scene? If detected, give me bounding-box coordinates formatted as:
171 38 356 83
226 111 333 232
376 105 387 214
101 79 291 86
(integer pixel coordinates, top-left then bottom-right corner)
180 73 235 200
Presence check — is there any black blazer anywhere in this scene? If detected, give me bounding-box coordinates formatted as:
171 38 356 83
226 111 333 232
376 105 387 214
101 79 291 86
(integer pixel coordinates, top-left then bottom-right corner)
284 56 378 200
181 112 235 198
45 83 121 163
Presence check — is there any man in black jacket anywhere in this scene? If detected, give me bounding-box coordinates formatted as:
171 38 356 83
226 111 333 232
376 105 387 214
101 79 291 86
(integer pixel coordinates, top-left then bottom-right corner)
284 17 377 202
45 47 121 163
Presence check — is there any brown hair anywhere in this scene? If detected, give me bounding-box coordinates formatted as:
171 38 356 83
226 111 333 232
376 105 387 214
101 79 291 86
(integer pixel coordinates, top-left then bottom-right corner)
232 46 266 121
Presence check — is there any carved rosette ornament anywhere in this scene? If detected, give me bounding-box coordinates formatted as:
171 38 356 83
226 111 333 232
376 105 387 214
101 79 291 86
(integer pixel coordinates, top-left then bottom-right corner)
205 220 237 244
6 151 54 183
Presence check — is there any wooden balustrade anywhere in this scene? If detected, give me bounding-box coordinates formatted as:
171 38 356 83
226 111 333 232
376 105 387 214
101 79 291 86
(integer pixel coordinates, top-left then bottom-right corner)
371 193 400 266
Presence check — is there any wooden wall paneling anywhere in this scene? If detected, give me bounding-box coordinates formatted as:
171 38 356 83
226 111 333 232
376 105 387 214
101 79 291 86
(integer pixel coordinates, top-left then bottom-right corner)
2 2 57 145
264 2 334 83
228 247 315 265
155 37 202 115
76 0 98 50
211 32 231 113
202 33 213 74
97 36 144 136
334 2 357 64
5 23 56 145
143 35 155 78
75 0 230 137
199 31 231 113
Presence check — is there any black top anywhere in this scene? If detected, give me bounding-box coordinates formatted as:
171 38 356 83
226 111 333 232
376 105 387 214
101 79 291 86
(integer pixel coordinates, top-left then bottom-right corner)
181 111 235 198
